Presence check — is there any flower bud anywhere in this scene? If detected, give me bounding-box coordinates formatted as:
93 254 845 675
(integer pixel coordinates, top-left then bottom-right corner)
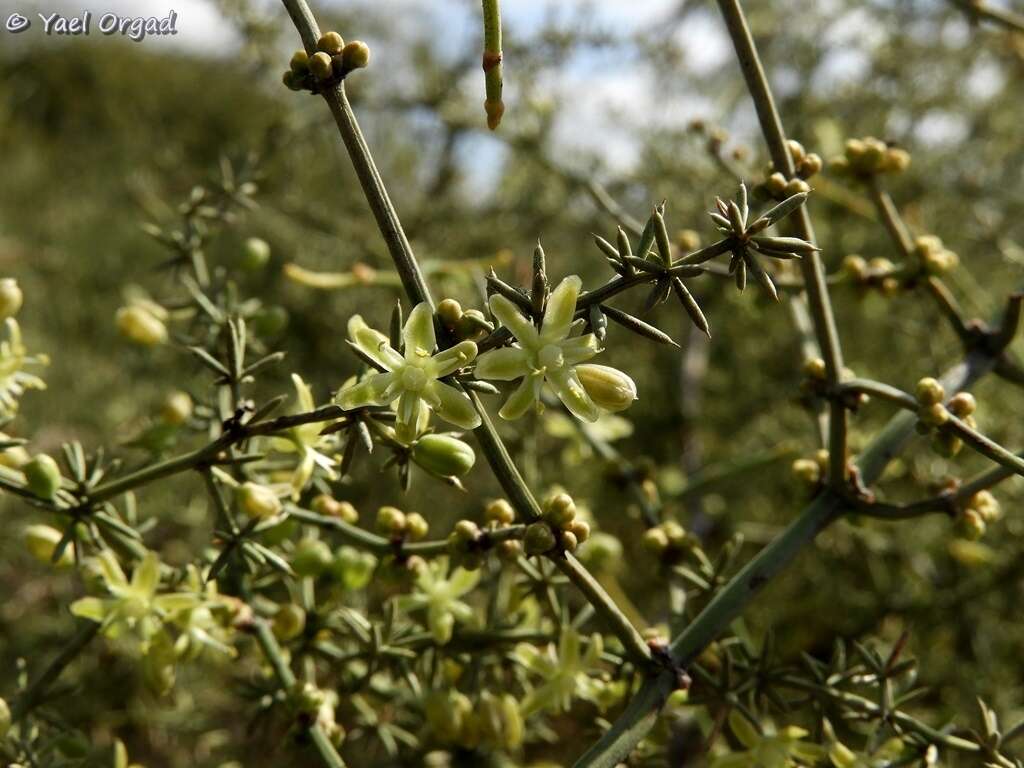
376 505 407 535
576 364 637 413
24 453 61 498
252 305 289 336
524 522 556 555
0 279 23 319
786 139 806 163
791 458 821 485
861 137 886 170
543 492 576 527
919 402 950 427
412 434 476 477
317 31 345 55
342 41 371 70
559 530 578 552
237 482 282 520
331 546 377 589
456 308 493 340
273 604 306 641
948 392 976 418
116 305 167 346
802 357 827 381
915 377 945 406
312 494 358 523
844 138 866 162
309 51 334 79
798 153 823 178
970 490 1001 523
496 539 523 562
882 147 911 173
292 538 333 577
25 524 73 566
765 172 787 196
241 237 271 271
642 526 669 554
425 690 472 743
0 436 29 469
784 178 810 196
437 298 464 329
160 390 192 425
290 681 326 716
484 498 515 525
568 519 591 543
958 508 986 541
289 50 310 73
0 696 9 739
843 254 867 282
405 512 429 541
676 229 701 252
282 70 303 91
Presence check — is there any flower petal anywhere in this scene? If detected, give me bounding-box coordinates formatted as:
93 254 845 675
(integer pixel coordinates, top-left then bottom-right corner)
336 372 396 410
499 376 542 420
290 373 315 412
348 315 402 370
475 346 530 381
403 302 437 358
489 294 539 348
131 551 161 596
558 333 601 365
430 381 482 430
70 596 108 623
430 340 478 378
548 367 600 422
541 275 582 343
395 391 423 443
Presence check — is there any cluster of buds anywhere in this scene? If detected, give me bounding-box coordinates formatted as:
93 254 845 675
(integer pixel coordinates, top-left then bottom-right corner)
761 140 821 200
447 519 487 570
830 137 910 177
376 505 430 541
914 235 959 275
800 358 867 410
523 493 590 556
641 520 692 564
425 688 524 751
282 32 370 92
688 119 750 164
791 449 831 488
481 498 522 561
436 298 494 342
843 255 901 296
311 493 359 524
116 297 168 347
957 490 1001 540
914 378 977 457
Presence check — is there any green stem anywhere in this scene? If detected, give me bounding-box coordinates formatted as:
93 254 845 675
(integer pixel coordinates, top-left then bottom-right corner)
715 0 848 488
11 622 100 722
481 0 504 129
251 618 347 768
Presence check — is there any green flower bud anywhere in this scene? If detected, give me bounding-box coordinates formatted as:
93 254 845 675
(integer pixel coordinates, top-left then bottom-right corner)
24 453 61 498
25 524 72 566
786 139 806 163
579 531 622 572
483 498 515 525
425 690 472 743
309 51 334 80
290 681 326 716
798 153 823 178
829 156 850 175
116 305 167 346
496 539 523 562
456 308 492 340
317 31 345 55
292 538 333 577
290 50 310 73
0 279 23 319
477 692 524 750
331 546 377 589
784 178 810 196
958 508 986 541
0 695 10 739
765 172 787 196
376 505 407 535
452 519 480 545
160 390 192 426
524 522 556 555
676 228 702 251
282 70 302 91
341 41 371 70
948 392 976 417
919 402 950 428
273 604 306 641
802 357 827 381
791 458 821 485
405 512 429 541
882 147 911 173
642 526 669 554
970 490 1001 523
543 492 576 527
560 530 578 552
843 254 867 281
567 519 590 543
237 482 282 520
844 138 866 162
861 137 886 170
312 494 358 523
915 377 945 406
576 364 638 413
252 305 289 337
0 435 29 469
412 434 476 477
437 298 464 329
661 520 686 546
241 237 271 271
